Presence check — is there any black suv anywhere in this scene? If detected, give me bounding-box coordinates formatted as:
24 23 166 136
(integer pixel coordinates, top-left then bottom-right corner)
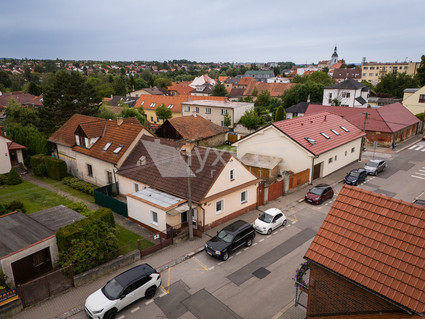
344 168 367 186
204 220 255 261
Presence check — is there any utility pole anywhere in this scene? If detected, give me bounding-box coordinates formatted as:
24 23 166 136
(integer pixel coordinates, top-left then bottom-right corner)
360 112 369 160
181 141 194 241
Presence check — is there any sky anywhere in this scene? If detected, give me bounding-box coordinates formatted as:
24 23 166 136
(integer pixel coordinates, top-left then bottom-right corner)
1 0 424 64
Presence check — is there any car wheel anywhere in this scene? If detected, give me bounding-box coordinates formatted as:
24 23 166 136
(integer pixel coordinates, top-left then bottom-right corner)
267 228 272 235
222 252 229 261
145 286 157 299
246 238 252 247
374 170 377 176
104 309 117 319
282 219 287 227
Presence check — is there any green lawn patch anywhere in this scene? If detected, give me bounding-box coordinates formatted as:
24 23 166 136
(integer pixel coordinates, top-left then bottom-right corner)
33 176 95 203
214 144 237 152
115 225 154 255
0 180 73 214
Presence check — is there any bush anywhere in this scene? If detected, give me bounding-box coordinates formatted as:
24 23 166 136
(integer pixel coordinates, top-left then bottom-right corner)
62 177 97 195
0 203 9 216
65 201 90 216
44 157 68 181
30 154 45 174
94 208 115 228
8 200 25 213
37 164 47 176
0 174 7 185
7 168 22 185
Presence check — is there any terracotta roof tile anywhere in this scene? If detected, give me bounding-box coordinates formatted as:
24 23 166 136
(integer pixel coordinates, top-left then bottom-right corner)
244 82 296 97
305 185 425 314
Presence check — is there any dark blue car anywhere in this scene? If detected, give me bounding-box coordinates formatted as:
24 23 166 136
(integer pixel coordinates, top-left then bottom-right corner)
344 168 367 186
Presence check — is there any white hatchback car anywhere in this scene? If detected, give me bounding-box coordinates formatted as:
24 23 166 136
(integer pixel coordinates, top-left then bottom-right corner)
253 208 287 235
85 264 161 319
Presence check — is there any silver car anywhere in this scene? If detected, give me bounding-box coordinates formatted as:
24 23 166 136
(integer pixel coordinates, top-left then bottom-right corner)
364 159 386 175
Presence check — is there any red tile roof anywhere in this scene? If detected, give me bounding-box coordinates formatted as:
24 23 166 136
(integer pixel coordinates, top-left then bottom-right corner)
244 82 296 97
156 115 228 141
272 112 365 155
134 95 227 114
73 119 144 164
167 81 193 95
218 76 228 83
305 103 419 133
305 185 425 315
0 93 39 107
238 77 255 87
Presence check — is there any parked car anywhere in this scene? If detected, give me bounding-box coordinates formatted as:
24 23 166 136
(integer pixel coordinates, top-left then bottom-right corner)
253 208 287 234
344 168 367 186
204 220 255 261
364 159 386 175
413 199 425 206
305 184 334 205
84 264 161 319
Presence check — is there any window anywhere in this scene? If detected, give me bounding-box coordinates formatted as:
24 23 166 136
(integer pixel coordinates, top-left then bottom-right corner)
221 109 227 115
370 67 375 70
216 200 224 214
334 155 337 161
321 132 330 139
205 108 211 114
305 137 316 145
345 150 348 156
150 116 154 121
369 73 373 76
196 107 199 113
103 142 112 151
87 164 93 177
113 145 124 154
364 67 368 70
107 171 113 184
328 157 333 164
329 93 332 98
221 121 224 126
241 190 248 204
342 92 350 98
230 169 235 180
351 147 355 153
134 183 139 192
184 106 190 112
151 211 158 225
419 94 425 103
140 101 145 105
331 129 340 136
149 103 156 108
340 126 349 132
362 73 366 76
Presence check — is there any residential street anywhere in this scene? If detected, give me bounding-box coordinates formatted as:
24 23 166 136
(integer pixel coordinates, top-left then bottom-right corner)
11 135 424 319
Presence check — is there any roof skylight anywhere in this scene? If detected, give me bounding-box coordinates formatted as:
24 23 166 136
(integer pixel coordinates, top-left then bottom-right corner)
168 104 174 109
113 145 124 154
331 129 340 136
340 126 350 132
149 103 156 108
103 142 112 151
305 137 316 145
320 132 330 139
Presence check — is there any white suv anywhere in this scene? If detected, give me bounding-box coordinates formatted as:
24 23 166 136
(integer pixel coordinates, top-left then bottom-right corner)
85 264 161 319
254 208 287 235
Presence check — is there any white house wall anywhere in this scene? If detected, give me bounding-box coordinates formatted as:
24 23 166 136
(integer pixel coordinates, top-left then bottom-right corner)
56 144 78 176
74 152 116 186
117 175 150 195
233 104 254 124
322 88 368 107
0 136 12 174
127 196 167 232
0 237 58 288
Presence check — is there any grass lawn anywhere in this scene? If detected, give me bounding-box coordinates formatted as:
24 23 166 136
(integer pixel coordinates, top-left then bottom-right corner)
116 225 154 255
33 176 95 203
0 180 73 214
214 144 237 153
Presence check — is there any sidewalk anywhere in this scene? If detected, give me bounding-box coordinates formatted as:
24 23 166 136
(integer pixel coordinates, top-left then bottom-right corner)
11 135 421 319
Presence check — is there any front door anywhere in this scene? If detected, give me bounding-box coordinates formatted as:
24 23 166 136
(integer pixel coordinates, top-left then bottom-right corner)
313 162 322 180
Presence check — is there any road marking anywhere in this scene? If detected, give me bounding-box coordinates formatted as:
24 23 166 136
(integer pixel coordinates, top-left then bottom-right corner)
287 214 298 223
192 257 209 271
244 247 249 250
145 299 154 305
229 256 233 260
412 175 425 180
236 252 241 255
267 235 271 238
218 261 224 265
259 239 264 242
160 268 172 294
131 306 140 313
117 316 125 319
409 145 418 150
252 243 258 246
209 266 215 270
159 291 167 297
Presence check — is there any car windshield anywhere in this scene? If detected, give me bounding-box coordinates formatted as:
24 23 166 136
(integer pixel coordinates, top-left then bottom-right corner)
349 171 360 178
366 161 378 167
102 279 124 300
309 187 323 195
258 212 273 223
217 230 235 243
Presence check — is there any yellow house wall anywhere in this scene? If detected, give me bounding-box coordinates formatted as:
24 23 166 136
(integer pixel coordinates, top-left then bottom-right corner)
403 86 425 115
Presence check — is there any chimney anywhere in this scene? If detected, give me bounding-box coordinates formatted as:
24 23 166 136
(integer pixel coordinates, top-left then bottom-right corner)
117 117 123 126
324 115 327 121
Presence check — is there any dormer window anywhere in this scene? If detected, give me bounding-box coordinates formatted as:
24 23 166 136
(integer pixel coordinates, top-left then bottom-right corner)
113 145 124 154
141 101 145 105
340 126 349 132
149 103 156 108
320 132 330 139
168 104 174 109
103 142 112 151
305 137 316 145
331 129 340 136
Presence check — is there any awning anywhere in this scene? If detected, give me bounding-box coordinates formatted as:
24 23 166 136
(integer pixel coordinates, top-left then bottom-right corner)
167 203 190 216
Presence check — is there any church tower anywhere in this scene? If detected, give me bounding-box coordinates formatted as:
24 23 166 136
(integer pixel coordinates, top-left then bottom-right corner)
330 45 338 66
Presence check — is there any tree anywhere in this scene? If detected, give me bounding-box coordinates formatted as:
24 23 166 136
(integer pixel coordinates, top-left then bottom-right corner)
361 80 374 90
416 55 425 87
239 109 263 129
119 107 146 125
375 72 418 98
274 105 285 121
8 168 23 185
0 71 11 89
155 104 173 122
96 105 117 120
4 98 39 127
223 111 231 127
38 70 101 134
281 82 323 108
254 90 272 114
112 77 127 95
153 77 172 89
211 82 228 96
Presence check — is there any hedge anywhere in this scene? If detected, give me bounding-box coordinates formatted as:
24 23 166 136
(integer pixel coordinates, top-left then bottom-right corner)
62 177 97 195
30 154 68 180
56 208 115 252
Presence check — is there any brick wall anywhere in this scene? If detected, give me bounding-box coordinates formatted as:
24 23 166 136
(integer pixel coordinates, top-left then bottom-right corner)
307 264 400 317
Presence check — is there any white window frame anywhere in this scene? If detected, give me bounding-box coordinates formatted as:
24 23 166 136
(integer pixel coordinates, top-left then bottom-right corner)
230 169 235 180
184 106 190 112
205 108 211 114
134 183 139 192
241 190 248 204
87 164 93 177
221 109 227 115
216 200 224 214
151 210 158 226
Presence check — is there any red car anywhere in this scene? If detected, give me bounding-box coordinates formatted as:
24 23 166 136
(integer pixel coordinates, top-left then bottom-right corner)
305 184 334 205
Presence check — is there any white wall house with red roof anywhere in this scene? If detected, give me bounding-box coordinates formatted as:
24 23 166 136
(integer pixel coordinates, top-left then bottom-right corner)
234 112 365 183
0 133 26 174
